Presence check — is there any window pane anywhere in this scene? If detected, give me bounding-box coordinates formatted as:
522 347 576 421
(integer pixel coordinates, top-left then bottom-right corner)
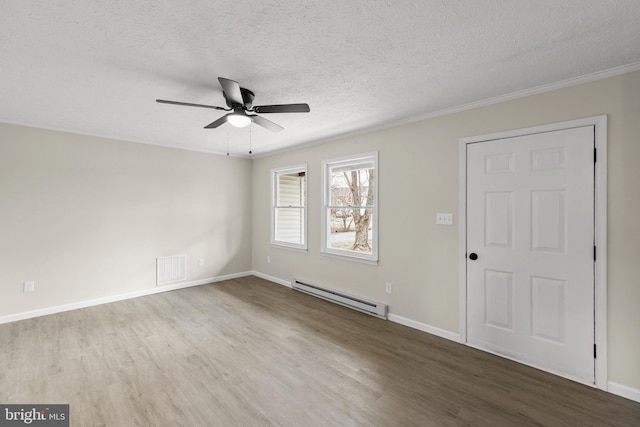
271 164 307 250
327 208 373 254
276 207 305 244
322 153 377 262
329 167 374 207
278 172 305 206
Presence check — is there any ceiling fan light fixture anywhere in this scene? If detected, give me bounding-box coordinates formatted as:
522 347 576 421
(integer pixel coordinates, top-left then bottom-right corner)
228 112 251 128
158 77 309 132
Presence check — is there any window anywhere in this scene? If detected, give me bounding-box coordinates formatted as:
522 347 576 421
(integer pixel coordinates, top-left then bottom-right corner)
322 152 378 263
271 164 307 251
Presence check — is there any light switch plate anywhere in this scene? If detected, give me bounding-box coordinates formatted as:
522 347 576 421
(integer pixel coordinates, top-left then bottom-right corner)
436 213 453 225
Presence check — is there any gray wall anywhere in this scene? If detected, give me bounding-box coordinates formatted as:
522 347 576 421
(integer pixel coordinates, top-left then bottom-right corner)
0 124 252 315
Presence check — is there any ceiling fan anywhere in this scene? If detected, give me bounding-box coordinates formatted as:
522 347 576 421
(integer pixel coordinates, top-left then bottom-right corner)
156 77 310 132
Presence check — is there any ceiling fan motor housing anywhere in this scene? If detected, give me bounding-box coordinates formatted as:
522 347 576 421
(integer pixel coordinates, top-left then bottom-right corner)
224 87 255 109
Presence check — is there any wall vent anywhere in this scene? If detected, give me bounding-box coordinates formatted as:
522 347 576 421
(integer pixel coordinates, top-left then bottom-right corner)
156 255 186 286
292 279 388 319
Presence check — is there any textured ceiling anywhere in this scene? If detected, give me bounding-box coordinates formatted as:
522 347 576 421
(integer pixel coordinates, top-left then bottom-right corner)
2 1 640 157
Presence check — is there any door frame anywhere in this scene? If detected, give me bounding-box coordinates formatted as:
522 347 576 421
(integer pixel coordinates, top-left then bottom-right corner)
458 115 607 390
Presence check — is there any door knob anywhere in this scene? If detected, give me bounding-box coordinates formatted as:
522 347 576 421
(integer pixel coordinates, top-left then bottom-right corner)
469 253 478 260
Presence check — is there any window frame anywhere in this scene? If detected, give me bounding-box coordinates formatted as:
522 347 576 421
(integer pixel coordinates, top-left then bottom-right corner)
270 163 308 252
321 152 378 264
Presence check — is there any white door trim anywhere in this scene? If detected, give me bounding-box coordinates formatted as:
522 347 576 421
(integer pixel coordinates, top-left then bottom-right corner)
458 115 607 390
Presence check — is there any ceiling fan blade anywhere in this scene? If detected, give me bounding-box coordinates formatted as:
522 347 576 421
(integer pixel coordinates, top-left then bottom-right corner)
204 114 230 129
253 103 310 114
218 77 244 106
156 99 228 110
250 114 284 132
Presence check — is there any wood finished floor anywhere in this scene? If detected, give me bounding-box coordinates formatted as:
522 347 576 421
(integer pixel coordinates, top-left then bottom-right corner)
1 276 639 426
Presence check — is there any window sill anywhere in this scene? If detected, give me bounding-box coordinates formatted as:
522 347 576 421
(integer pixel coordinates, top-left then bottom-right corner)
320 249 378 265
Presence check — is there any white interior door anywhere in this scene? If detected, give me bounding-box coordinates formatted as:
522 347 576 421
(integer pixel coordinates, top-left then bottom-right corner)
466 125 595 384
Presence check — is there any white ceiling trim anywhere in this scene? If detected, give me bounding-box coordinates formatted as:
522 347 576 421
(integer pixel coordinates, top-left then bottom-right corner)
392 62 640 130
253 62 640 158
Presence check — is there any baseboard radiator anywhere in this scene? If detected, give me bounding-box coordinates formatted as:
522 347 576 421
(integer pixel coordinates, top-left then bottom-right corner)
292 279 388 319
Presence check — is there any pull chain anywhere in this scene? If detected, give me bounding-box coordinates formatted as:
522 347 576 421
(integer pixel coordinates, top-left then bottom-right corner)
249 122 252 155
226 123 230 156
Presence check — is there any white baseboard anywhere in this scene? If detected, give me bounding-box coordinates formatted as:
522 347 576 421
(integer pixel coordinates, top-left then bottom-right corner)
251 271 292 288
608 381 640 403
388 313 461 342
0 271 252 325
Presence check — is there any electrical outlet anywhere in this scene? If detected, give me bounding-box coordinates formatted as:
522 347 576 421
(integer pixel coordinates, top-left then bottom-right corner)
385 282 393 294
267 256 271 263
198 258 204 267
23 281 35 293
436 213 453 225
